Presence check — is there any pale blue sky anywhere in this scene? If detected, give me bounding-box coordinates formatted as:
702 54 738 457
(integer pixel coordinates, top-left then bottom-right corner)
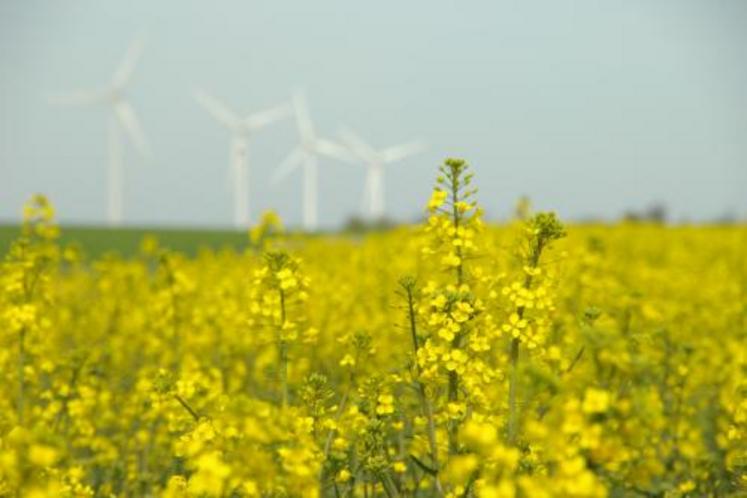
1 0 746 227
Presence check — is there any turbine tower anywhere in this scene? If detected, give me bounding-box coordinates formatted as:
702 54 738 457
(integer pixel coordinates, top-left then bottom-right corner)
194 90 290 228
272 91 351 231
50 36 150 226
339 128 425 220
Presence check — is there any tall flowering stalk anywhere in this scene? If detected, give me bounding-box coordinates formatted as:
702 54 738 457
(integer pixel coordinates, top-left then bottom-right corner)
255 251 308 408
153 251 196 369
505 212 565 444
398 276 443 493
2 195 59 425
421 158 484 456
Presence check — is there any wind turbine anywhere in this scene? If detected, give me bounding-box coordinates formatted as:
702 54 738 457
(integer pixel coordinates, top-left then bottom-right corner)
49 36 150 226
271 91 352 231
194 90 290 228
339 127 425 220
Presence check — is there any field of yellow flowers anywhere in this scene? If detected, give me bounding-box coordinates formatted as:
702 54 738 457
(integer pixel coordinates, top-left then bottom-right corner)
1 159 746 498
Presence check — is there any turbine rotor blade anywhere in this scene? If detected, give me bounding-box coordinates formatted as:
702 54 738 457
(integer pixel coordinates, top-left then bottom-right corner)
111 35 146 89
338 126 378 164
194 90 240 128
47 89 110 107
245 102 292 130
292 90 314 141
314 138 355 163
271 146 305 184
380 140 427 164
113 100 150 157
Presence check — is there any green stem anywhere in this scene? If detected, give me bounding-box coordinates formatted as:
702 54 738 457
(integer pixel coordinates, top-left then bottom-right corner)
403 283 444 495
173 394 200 421
382 472 402 498
278 288 289 408
447 169 463 455
506 337 519 444
506 241 543 444
447 368 459 454
449 167 464 287
17 326 26 425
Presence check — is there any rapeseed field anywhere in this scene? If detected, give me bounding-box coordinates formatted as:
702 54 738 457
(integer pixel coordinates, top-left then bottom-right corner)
1 159 745 497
